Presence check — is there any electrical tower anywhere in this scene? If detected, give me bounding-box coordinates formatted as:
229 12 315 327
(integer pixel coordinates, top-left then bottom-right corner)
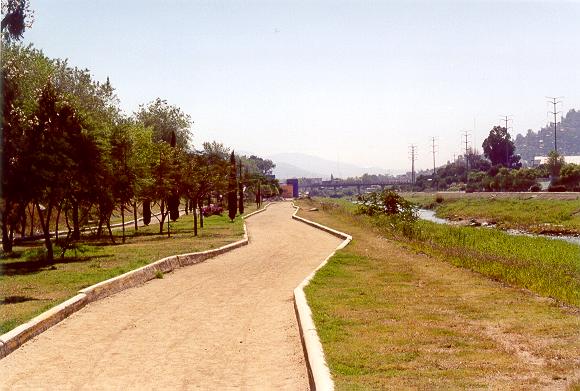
546 97 563 153
409 144 417 190
499 115 513 167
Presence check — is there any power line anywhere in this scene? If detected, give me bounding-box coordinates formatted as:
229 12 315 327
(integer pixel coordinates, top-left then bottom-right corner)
546 96 563 154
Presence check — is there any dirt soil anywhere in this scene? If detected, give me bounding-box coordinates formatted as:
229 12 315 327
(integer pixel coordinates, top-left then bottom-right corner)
0 202 341 390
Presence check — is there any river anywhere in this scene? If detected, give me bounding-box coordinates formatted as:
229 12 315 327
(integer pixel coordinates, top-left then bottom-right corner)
417 209 580 246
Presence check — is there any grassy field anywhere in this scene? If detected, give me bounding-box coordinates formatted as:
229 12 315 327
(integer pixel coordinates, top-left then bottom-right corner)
0 206 254 334
401 192 580 235
297 198 580 389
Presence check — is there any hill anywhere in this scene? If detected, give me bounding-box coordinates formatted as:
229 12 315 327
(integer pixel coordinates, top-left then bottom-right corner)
268 152 392 180
514 109 580 165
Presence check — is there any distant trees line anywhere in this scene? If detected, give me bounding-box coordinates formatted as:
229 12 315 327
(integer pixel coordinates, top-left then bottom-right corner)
1 42 279 260
415 126 580 192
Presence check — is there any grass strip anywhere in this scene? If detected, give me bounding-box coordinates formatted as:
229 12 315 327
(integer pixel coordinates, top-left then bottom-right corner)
297 198 580 389
1 210 250 334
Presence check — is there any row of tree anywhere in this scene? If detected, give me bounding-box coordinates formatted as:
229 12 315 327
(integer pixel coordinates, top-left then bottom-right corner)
414 126 580 192
1 42 279 260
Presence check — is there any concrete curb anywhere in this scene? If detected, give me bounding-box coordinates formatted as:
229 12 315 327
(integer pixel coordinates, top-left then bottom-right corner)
291 203 352 391
242 202 272 220
0 209 266 360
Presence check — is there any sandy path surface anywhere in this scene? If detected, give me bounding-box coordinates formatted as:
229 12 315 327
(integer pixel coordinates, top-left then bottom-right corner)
0 202 341 390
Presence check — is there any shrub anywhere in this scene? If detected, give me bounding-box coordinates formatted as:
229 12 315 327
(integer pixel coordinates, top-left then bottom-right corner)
201 204 223 217
356 190 417 222
529 184 541 192
548 184 567 192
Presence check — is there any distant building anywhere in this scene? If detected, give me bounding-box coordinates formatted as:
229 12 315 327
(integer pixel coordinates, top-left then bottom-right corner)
280 184 294 198
286 178 299 198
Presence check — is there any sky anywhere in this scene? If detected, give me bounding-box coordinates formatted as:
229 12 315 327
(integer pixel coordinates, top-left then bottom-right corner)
21 0 580 173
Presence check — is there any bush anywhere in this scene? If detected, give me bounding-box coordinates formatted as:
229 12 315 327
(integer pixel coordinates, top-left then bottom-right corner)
201 204 223 217
435 195 444 203
529 184 541 192
356 190 417 222
548 184 567 192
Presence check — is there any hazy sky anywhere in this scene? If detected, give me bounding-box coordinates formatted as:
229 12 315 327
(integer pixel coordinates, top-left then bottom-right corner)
22 0 580 172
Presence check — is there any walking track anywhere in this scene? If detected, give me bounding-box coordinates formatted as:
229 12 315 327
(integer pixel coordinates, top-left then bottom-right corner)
0 202 341 390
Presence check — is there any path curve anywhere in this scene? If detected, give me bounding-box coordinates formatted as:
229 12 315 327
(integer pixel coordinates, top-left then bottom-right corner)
0 202 341 390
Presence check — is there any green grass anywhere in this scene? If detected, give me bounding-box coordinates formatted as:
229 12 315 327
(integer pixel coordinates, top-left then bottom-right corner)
0 209 250 334
297 198 580 389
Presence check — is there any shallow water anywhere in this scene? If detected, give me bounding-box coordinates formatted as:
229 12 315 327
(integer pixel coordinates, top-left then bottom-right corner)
417 209 580 246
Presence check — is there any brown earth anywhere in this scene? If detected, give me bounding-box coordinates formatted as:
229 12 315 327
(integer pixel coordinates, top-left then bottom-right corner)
0 202 341 390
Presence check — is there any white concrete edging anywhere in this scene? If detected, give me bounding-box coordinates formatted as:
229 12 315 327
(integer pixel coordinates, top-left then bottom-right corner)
291 203 352 391
0 206 268 360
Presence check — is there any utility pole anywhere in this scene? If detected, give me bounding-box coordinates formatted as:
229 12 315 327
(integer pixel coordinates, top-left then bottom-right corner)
431 137 438 190
462 130 471 183
546 97 563 154
499 115 513 167
409 144 417 191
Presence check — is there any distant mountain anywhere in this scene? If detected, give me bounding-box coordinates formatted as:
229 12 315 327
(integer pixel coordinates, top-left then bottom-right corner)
515 109 580 164
268 152 392 180
272 162 325 179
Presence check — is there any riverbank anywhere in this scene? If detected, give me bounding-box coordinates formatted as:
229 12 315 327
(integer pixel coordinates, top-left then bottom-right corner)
296 198 580 389
402 192 580 236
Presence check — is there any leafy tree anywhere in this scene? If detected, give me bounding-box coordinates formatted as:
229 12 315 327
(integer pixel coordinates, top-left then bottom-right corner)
559 163 580 190
546 151 565 181
135 98 191 149
26 82 93 261
228 151 237 221
1 0 33 41
356 190 417 222
482 126 519 167
247 155 275 176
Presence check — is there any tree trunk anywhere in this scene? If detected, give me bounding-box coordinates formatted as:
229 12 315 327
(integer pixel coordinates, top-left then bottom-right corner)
36 202 54 262
159 200 165 234
20 204 27 238
199 196 204 228
72 201 80 240
28 203 34 237
55 205 62 241
107 216 116 244
184 199 189 215
133 201 138 231
193 198 198 236
2 215 12 252
121 203 125 244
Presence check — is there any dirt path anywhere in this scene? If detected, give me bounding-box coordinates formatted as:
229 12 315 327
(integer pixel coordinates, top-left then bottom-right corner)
0 202 341 390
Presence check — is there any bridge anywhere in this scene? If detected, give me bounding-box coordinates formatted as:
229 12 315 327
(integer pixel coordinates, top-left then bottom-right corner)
299 180 412 193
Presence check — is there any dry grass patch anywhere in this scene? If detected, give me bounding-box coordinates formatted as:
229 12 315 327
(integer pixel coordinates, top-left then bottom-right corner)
297 199 580 390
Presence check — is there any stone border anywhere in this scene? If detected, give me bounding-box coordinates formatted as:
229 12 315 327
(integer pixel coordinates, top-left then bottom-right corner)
291 203 352 391
0 206 269 360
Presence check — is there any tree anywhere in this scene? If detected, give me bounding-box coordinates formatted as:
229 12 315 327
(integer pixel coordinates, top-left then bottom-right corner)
546 151 565 182
227 151 237 221
559 163 580 190
1 0 33 41
135 98 192 149
238 159 244 214
482 126 519 167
